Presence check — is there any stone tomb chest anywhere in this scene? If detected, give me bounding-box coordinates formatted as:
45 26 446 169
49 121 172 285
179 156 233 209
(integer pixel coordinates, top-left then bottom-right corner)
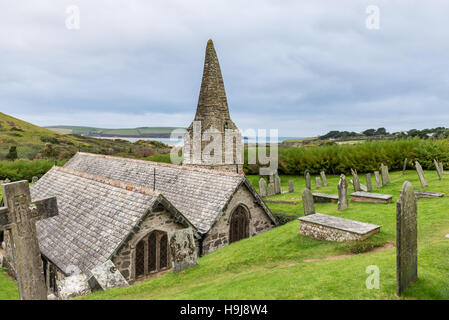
350 191 393 204
312 193 338 203
298 213 380 242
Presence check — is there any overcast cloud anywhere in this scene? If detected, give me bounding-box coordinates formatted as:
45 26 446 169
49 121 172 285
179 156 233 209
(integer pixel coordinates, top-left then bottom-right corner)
0 0 448 137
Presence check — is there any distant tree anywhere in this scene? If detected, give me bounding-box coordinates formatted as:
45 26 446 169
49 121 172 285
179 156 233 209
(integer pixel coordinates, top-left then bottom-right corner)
363 129 376 136
6 146 18 160
376 127 388 135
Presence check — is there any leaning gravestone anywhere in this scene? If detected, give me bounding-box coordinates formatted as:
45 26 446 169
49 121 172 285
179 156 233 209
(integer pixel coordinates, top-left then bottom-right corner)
337 174 348 211
365 173 372 192
0 181 59 300
439 162 444 174
396 181 418 296
304 170 311 190
259 178 267 197
402 158 408 175
351 168 361 192
320 171 328 187
315 177 321 189
374 171 381 188
274 173 282 194
415 161 428 188
302 188 315 216
434 159 442 180
288 180 294 193
380 163 390 186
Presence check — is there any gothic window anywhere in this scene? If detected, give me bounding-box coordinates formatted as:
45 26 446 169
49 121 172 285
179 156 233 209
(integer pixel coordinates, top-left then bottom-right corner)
229 205 249 243
135 230 170 279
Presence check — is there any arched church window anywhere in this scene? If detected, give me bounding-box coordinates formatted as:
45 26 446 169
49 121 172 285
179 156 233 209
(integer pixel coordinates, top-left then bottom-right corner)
135 230 170 279
229 205 249 243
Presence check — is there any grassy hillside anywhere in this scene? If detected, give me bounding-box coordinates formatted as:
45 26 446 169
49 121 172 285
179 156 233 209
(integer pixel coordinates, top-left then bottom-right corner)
46 125 184 138
0 113 170 160
70 169 448 300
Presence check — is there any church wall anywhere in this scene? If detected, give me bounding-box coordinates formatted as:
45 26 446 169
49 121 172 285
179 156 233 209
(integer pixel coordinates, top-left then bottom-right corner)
112 205 189 284
202 183 275 255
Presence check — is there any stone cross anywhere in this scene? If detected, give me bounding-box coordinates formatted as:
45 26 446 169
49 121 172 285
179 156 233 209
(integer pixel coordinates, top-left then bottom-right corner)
337 174 348 211
402 158 408 175
374 171 381 188
320 171 328 187
274 173 282 194
302 188 315 216
365 173 372 192
351 168 361 192
258 178 267 197
288 180 294 193
434 159 442 180
380 163 390 186
304 170 311 190
315 177 321 189
0 181 59 300
396 181 418 296
415 161 428 188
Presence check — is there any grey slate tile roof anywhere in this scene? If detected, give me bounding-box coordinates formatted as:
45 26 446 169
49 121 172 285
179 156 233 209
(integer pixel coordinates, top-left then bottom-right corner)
31 166 164 276
64 152 266 233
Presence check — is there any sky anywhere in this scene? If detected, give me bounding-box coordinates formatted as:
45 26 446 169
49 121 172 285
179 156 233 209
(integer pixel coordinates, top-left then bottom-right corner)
0 1 448 137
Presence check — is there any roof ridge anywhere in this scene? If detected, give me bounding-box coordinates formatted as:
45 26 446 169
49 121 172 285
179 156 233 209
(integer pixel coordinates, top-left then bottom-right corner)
53 166 161 197
74 152 245 177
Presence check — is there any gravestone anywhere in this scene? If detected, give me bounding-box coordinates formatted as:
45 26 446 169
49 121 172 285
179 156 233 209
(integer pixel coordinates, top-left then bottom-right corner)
351 168 361 192
320 171 328 187
313 193 338 203
439 162 443 173
302 188 315 216
350 191 393 204
434 159 442 180
315 177 321 189
415 161 428 188
258 178 267 197
402 158 408 175
304 170 311 190
380 163 390 186
288 180 294 193
274 173 282 194
396 181 418 296
374 171 381 188
0 180 59 300
32 176 39 184
337 174 348 211
365 173 372 192
267 174 275 196
4 178 11 183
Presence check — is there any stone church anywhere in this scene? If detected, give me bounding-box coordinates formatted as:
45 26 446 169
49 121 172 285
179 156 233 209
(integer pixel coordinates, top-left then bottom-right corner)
1 40 276 297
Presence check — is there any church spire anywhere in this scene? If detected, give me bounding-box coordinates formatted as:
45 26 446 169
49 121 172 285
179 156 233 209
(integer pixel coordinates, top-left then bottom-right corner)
194 39 231 123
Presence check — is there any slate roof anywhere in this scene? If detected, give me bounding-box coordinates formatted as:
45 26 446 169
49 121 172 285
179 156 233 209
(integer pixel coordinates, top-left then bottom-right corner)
31 166 189 276
64 152 275 233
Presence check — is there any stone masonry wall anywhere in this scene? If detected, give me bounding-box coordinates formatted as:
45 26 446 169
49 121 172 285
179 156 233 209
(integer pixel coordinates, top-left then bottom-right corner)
299 221 364 242
112 205 189 284
202 184 275 255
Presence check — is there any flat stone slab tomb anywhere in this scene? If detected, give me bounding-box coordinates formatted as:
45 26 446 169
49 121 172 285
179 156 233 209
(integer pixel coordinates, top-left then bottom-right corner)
399 190 444 199
312 193 338 203
298 213 381 242
350 191 393 204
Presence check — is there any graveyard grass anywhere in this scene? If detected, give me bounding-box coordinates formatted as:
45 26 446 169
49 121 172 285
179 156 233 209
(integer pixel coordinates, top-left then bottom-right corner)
2 171 449 299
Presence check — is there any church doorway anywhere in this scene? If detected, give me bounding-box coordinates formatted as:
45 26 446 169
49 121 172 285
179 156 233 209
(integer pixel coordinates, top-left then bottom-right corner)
135 230 170 279
229 205 249 243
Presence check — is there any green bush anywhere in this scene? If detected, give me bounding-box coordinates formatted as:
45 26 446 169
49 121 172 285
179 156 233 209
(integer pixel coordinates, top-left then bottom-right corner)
0 159 66 182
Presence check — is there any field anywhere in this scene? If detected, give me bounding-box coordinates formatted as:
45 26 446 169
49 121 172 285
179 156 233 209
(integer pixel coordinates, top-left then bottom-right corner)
1 169 448 300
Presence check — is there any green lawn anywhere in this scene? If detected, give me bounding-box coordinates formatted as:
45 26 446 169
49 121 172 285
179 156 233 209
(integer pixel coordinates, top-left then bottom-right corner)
1 170 448 299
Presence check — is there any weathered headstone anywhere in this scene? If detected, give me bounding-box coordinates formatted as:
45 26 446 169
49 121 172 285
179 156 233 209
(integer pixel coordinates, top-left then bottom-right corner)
415 161 428 188
267 175 275 196
402 158 408 175
302 188 315 216
288 180 294 193
304 170 311 190
90 260 129 290
434 159 442 180
258 178 267 197
380 163 390 186
337 174 348 211
351 168 361 192
0 181 59 300
365 173 372 192
31 176 39 184
320 171 328 187
396 181 418 296
374 171 381 188
274 173 282 194
315 176 321 189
